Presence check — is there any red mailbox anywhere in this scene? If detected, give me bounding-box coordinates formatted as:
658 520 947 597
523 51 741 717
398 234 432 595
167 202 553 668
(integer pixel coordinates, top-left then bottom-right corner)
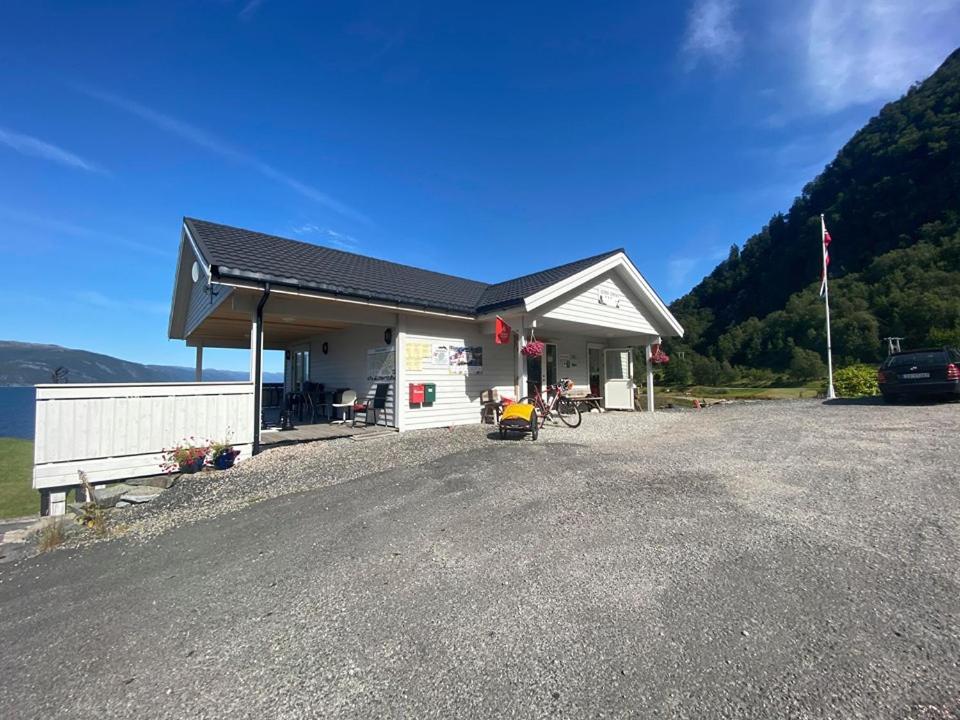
409 383 425 404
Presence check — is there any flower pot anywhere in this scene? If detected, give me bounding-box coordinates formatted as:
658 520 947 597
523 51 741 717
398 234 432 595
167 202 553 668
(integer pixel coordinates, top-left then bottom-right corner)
213 450 239 470
179 456 206 474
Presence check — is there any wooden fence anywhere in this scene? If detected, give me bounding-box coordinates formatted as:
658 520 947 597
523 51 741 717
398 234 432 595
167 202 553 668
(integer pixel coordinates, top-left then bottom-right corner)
33 382 254 513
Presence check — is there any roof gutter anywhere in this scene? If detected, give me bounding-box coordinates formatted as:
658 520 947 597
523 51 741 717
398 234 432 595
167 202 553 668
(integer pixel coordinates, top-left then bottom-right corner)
214 274 480 321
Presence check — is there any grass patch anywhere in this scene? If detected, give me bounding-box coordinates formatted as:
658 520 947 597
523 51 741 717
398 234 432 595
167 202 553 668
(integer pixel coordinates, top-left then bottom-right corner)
37 519 66 552
0 437 36 519
656 383 822 408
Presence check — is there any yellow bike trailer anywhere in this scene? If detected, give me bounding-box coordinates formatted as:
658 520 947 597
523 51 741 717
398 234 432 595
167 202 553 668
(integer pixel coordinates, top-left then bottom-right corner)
498 402 539 440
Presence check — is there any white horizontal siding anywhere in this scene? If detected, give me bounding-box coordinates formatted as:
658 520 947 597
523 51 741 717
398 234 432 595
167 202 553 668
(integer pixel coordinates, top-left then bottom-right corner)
401 316 515 431
543 272 656 335
305 324 398 426
33 382 254 489
185 277 231 337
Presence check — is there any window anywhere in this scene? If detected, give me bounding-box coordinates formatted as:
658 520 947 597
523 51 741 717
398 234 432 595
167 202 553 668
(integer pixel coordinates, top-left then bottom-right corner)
290 349 310 391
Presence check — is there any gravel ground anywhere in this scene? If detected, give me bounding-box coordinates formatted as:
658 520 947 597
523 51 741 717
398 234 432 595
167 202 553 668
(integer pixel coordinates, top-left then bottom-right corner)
1 399 958 719
120 409 685 541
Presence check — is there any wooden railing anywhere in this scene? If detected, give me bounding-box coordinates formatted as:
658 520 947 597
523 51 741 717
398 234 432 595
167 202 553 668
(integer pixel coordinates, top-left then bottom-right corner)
33 382 255 513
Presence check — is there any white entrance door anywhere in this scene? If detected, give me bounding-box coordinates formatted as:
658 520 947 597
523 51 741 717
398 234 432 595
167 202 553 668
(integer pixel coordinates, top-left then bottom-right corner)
604 348 634 409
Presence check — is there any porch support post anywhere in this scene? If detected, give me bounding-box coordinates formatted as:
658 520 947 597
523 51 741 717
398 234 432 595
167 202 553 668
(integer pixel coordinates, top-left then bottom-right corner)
516 316 527 400
250 285 270 455
395 313 406 431
645 343 655 413
40 489 67 517
195 346 203 382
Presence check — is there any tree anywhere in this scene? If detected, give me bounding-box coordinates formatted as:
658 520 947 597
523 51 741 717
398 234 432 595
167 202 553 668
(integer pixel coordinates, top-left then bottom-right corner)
789 347 826 381
661 353 693 386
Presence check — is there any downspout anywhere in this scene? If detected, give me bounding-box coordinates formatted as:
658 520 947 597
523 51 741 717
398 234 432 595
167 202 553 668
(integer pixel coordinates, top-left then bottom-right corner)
252 283 271 455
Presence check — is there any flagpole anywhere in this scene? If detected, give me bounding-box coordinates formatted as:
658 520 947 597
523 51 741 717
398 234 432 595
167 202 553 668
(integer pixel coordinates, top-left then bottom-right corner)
821 214 836 399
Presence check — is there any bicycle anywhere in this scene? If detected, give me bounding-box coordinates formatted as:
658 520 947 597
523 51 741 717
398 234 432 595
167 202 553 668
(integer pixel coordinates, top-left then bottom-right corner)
519 378 582 429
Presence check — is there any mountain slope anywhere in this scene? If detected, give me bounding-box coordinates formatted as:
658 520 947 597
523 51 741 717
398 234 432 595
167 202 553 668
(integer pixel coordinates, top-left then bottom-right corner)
668 47 960 378
0 341 282 385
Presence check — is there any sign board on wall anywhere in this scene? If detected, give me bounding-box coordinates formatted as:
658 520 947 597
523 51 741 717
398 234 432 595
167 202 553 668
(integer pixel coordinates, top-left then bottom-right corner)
448 345 483 375
404 341 431 371
367 347 396 382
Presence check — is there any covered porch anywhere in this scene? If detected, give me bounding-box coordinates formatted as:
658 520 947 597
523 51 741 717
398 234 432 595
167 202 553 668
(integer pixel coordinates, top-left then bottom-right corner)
185 283 411 450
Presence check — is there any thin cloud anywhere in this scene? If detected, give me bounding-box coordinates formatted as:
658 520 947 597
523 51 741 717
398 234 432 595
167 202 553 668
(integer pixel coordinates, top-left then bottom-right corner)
0 126 105 173
74 290 168 315
291 223 361 251
75 85 372 225
239 0 265 20
0 206 169 258
805 0 960 112
682 0 742 70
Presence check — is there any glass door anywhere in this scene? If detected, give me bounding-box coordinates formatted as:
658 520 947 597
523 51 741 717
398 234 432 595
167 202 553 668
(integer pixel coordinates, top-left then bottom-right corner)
525 342 558 397
587 345 603 397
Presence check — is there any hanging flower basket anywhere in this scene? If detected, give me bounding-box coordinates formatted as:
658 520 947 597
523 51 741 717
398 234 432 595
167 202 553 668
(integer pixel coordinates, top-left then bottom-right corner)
521 340 545 358
650 344 670 365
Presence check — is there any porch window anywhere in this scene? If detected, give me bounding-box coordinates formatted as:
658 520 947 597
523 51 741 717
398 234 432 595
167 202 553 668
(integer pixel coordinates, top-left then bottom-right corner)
290 349 310 391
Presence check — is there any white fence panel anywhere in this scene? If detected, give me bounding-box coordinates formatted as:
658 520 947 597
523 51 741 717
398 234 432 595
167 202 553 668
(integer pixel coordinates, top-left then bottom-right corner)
33 382 254 490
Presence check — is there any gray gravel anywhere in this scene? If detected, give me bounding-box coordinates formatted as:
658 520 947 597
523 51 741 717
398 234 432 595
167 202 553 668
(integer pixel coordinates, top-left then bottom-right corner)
1 399 959 719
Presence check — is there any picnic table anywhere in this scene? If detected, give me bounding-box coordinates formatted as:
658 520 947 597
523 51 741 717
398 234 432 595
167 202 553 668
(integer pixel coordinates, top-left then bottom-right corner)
568 394 604 413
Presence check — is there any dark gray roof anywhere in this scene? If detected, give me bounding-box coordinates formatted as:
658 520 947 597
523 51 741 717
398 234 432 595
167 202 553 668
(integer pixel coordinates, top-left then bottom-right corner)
185 217 622 315
474 249 623 313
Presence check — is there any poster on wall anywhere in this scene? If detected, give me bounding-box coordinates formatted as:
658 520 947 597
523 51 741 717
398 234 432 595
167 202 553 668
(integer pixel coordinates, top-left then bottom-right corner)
404 341 431 372
367 347 396 382
448 345 483 375
432 344 449 367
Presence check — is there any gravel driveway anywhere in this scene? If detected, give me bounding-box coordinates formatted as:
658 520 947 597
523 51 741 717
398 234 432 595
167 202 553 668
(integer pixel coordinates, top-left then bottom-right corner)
1 400 958 718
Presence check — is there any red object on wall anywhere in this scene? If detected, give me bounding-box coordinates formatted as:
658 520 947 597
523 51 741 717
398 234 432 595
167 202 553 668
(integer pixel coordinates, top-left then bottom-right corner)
409 383 425 404
495 316 512 344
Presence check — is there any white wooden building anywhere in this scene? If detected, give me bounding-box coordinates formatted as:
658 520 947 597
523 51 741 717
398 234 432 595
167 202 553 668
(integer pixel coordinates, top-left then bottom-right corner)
33 217 683 513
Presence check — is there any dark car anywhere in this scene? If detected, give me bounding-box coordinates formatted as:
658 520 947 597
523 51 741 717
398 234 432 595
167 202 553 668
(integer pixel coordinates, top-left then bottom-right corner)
878 347 960 403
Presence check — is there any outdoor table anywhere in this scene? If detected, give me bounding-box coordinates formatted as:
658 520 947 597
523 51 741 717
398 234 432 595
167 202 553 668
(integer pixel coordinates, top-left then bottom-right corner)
569 395 604 413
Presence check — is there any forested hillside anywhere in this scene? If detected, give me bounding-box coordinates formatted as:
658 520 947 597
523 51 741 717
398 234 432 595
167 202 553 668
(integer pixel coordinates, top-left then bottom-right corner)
665 47 960 385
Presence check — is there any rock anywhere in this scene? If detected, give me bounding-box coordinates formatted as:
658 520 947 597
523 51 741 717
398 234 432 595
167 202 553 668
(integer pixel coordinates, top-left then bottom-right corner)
128 475 177 490
119 486 165 504
93 483 138 508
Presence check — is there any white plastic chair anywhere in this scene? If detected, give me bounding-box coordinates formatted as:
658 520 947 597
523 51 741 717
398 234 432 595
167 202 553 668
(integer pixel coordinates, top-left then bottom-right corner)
331 389 357 425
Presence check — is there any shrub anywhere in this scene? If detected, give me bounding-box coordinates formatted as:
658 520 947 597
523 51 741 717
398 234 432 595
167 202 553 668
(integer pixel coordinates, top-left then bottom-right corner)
831 364 880 397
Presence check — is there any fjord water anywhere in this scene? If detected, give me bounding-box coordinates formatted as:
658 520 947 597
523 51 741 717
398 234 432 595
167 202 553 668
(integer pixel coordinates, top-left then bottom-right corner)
0 387 35 440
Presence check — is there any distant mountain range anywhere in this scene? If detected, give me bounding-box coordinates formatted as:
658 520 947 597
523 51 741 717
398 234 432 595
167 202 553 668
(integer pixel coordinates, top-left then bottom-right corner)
0 341 283 385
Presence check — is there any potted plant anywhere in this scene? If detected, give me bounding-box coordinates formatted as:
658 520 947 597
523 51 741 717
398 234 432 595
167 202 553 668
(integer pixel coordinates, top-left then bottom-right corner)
209 440 240 470
161 439 209 474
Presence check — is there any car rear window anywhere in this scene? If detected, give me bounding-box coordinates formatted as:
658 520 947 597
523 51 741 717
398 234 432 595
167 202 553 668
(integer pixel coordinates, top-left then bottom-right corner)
886 351 947 367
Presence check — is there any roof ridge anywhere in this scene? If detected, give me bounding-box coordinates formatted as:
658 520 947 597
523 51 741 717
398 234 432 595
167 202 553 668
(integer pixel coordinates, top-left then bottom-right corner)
184 217 490 290
183 217 629 315
482 248 623 291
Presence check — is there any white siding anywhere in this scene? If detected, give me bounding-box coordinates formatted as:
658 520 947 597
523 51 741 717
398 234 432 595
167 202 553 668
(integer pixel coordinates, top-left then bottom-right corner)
306 324 398 426
543 272 656 335
185 278 232 337
33 382 255 490
401 316 515 431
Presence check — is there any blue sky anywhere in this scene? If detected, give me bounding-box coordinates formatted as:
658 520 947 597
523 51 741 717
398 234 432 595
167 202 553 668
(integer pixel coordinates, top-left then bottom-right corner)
2 0 958 372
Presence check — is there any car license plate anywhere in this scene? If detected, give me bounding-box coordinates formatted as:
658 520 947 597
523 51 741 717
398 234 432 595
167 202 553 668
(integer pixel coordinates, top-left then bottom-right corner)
901 372 930 379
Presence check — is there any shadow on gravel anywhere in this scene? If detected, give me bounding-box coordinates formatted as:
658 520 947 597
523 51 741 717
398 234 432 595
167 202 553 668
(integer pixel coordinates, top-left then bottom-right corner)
822 397 886 406
824 396 958 407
